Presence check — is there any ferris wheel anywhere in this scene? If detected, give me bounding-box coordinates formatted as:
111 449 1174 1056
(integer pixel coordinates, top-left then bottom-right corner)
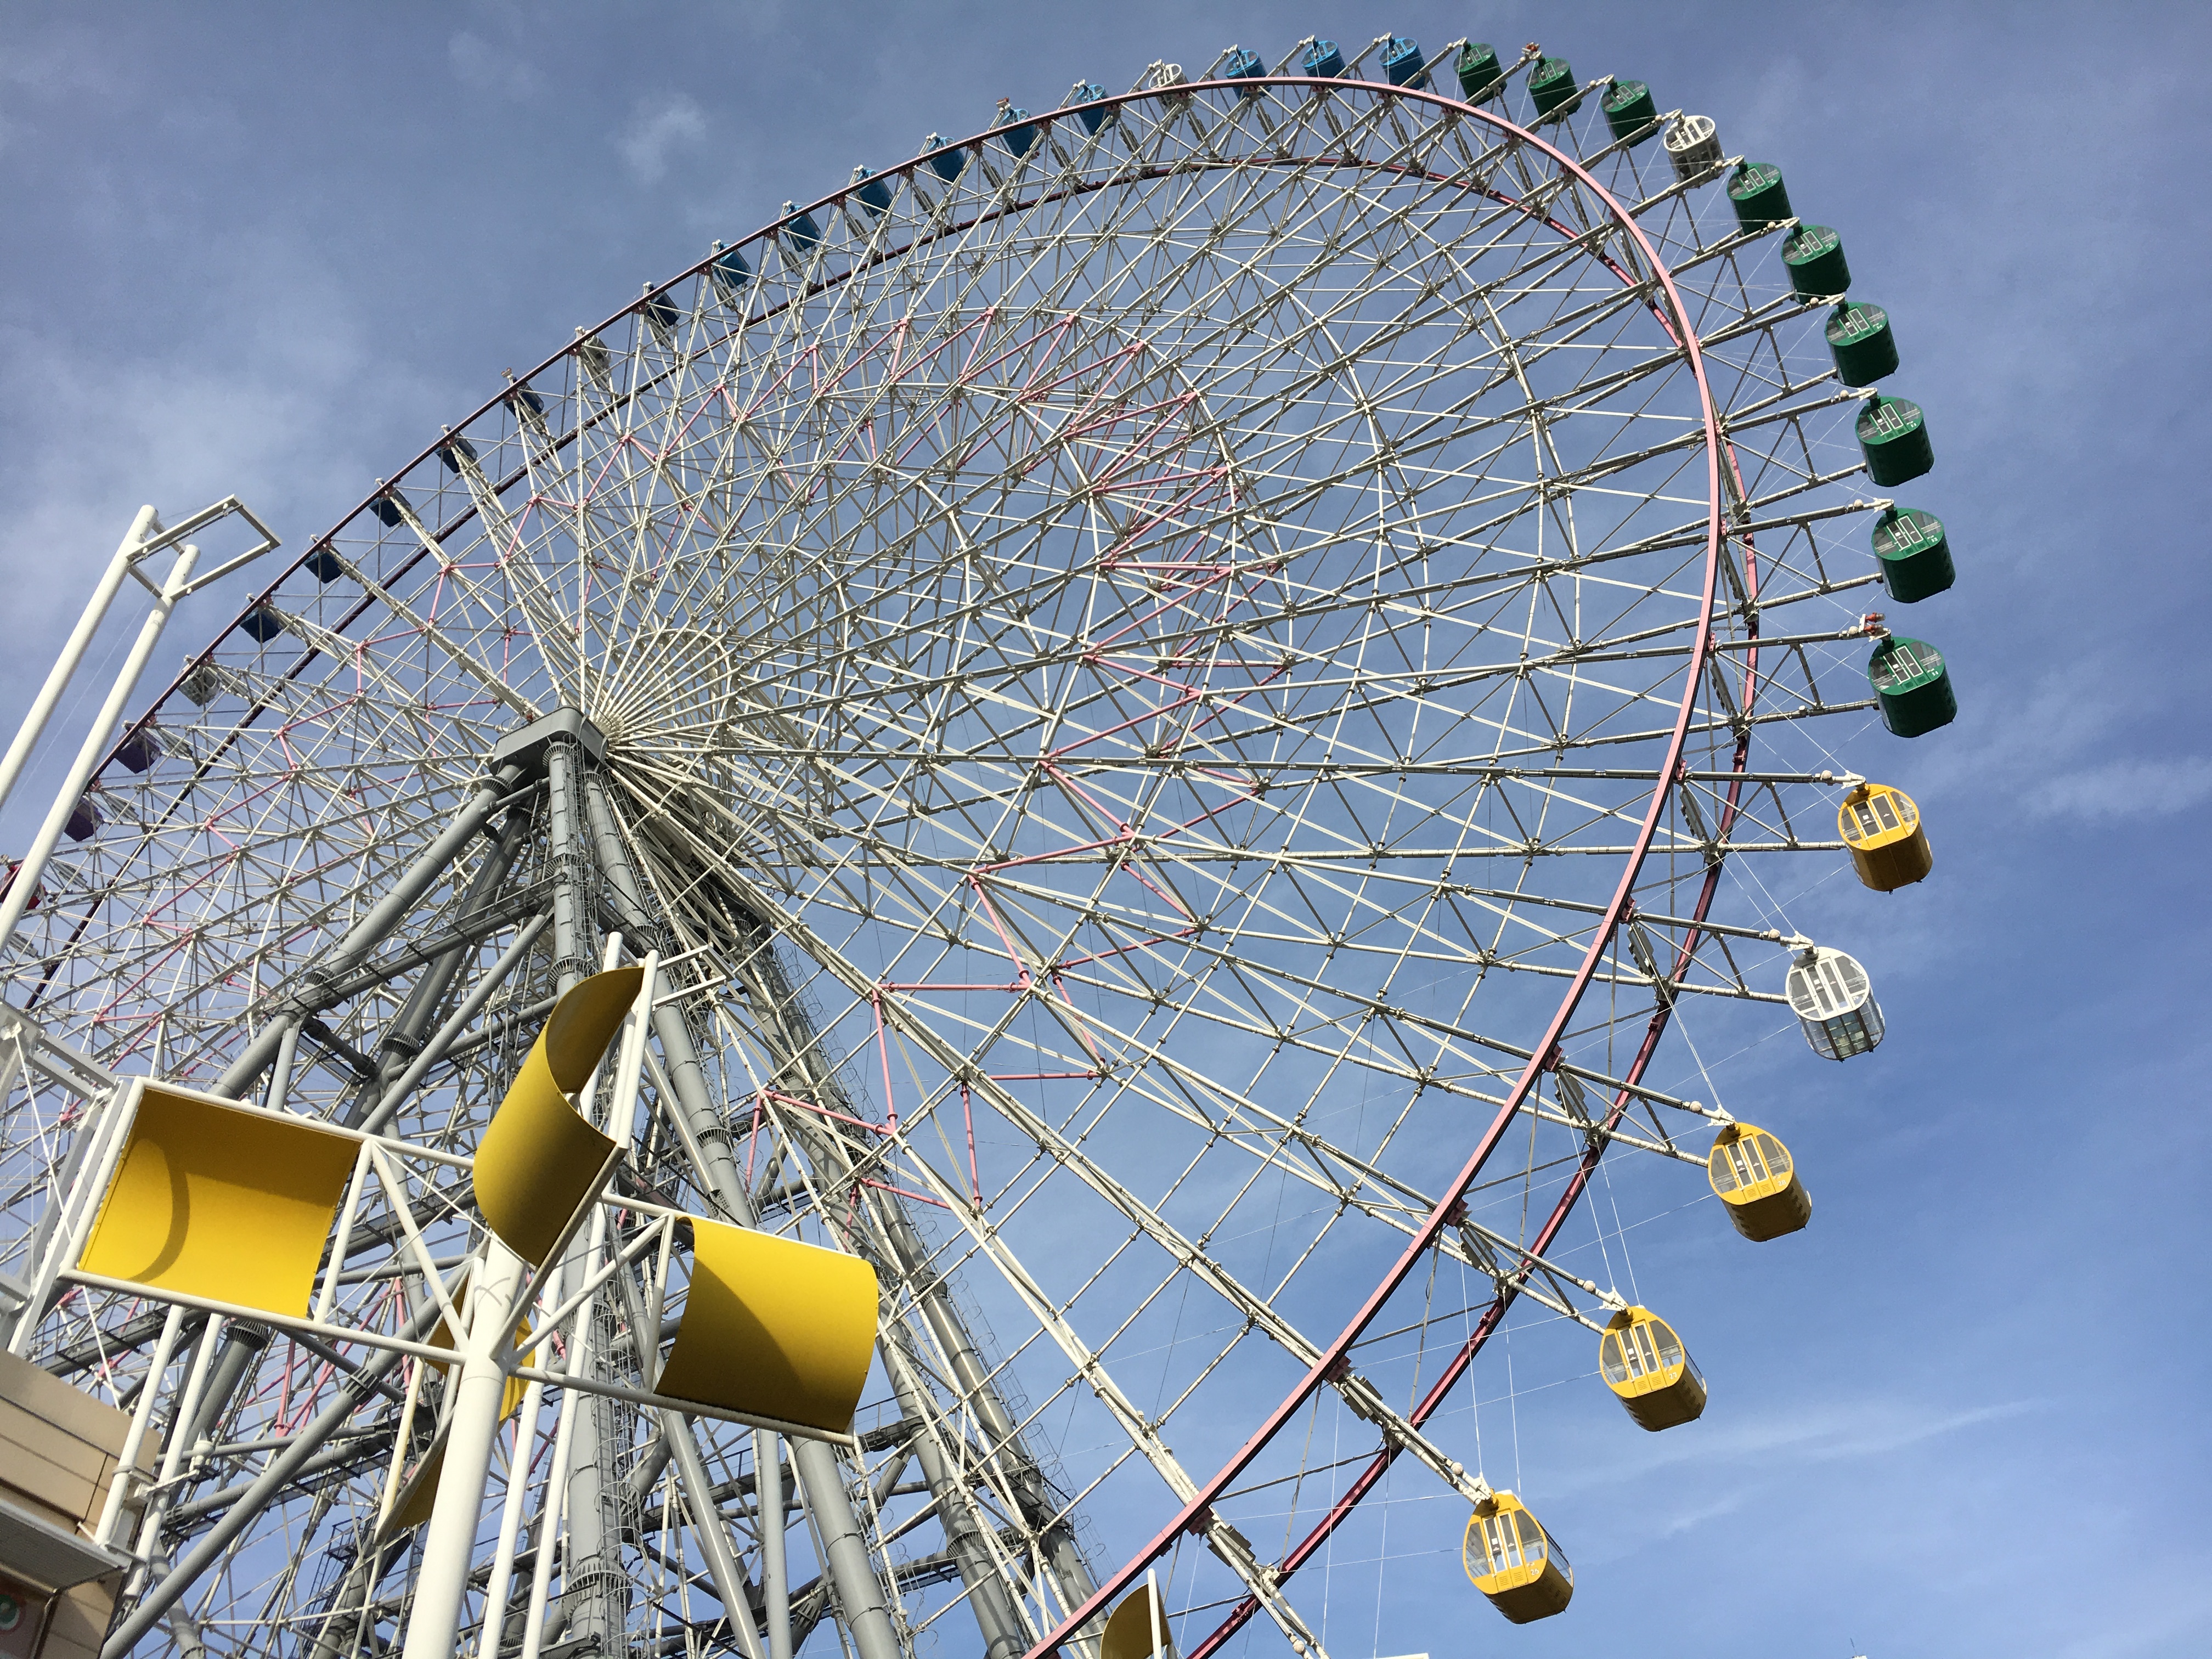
0 32 1959 1659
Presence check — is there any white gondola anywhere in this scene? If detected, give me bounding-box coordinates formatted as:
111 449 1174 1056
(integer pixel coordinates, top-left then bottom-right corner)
1785 945 1884 1060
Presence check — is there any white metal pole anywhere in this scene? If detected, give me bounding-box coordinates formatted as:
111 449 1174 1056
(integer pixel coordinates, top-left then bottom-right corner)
127 1313 225 1596
517 1323 588 1659
757 1429 792 1659
93 1304 185 1547
0 541 200 955
476 1373 550 1659
8 1076 141 1356
401 1239 526 1659
477 1245 567 1659
0 505 158 820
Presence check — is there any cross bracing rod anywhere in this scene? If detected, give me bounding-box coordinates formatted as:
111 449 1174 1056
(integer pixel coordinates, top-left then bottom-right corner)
699 862 1494 1523
101 1296 447 1658
730 944 1095 1656
309 860 541 1018
210 761 524 1099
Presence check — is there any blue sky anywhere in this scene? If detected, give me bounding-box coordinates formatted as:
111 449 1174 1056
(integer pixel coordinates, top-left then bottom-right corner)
1 3 2207 1657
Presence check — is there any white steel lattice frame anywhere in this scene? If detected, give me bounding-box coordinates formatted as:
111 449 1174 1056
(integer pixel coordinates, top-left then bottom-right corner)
0 56 1907 1659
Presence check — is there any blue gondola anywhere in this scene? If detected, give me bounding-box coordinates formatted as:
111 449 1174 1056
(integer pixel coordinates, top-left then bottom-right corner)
1383 36 1429 89
1224 47 1265 94
241 607 286 645
642 290 679 335
370 488 407 528
711 245 752 301
438 433 476 472
1069 81 1113 134
851 166 893 216
304 546 346 584
783 203 821 252
995 100 1039 157
1301 38 1345 78
923 133 967 182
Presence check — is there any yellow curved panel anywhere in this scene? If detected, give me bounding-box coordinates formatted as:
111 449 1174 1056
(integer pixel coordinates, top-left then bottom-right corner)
472 967 640 1265
656 1219 879 1434
77 1086 358 1319
538 967 646 1092
1101 1583 1171 1659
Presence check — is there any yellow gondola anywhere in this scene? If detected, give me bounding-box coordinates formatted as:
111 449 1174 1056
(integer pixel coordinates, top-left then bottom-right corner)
1462 1491 1572 1623
1837 781 1932 892
1598 1306 1707 1431
1707 1122 1810 1241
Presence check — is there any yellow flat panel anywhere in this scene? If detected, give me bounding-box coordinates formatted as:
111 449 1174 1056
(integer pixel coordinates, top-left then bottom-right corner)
77 1086 357 1319
384 1442 445 1536
1101 1583 1171 1659
657 1220 879 1434
472 968 640 1265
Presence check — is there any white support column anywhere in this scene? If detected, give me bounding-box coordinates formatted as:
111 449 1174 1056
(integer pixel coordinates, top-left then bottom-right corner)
0 505 159 820
0 540 200 954
8 1076 140 1355
475 1372 551 1659
518 1266 592 1659
93 1304 185 1547
401 1239 526 1659
126 1313 225 1599
756 1429 792 1659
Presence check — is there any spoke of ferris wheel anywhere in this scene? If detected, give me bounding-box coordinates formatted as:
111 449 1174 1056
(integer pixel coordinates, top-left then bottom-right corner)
692 915 1097 1583
588 766 1029 1659
619 761 1807 1038
830 1169 1327 1659
522 196 1663 539
893 1062 1625 1345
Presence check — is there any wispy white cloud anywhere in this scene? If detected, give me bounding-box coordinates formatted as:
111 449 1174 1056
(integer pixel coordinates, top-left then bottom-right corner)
618 92 706 184
448 31 539 100
1909 671 2210 826
1651 1487 1750 1539
0 25 126 153
1547 1393 2041 1500
2029 755 2212 822
0 228 443 654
